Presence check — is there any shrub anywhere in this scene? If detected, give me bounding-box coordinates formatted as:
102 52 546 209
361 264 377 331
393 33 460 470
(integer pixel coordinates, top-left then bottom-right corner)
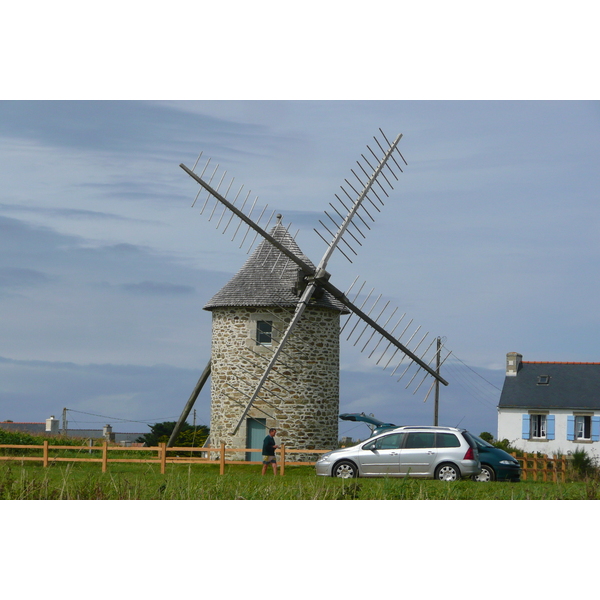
0 428 101 456
570 446 598 479
136 422 209 447
493 438 522 456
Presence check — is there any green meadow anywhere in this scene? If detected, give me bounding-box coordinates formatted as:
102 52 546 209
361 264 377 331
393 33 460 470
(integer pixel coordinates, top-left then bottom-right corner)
1 461 599 500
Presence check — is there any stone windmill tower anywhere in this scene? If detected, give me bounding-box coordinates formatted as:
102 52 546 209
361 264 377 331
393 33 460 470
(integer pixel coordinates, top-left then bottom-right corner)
203 217 349 453
169 130 451 453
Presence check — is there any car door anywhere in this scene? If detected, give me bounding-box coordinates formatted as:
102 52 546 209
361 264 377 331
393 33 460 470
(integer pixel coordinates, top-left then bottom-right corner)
357 432 404 476
399 431 437 476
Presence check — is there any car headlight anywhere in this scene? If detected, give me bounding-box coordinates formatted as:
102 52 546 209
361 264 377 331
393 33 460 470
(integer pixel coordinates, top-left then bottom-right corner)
499 460 518 465
317 453 332 464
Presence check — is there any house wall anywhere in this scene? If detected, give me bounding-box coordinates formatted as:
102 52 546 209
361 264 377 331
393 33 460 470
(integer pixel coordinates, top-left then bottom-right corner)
209 305 341 457
498 408 600 459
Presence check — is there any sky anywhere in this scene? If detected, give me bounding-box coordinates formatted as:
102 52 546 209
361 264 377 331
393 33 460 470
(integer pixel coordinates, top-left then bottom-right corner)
1 99 599 442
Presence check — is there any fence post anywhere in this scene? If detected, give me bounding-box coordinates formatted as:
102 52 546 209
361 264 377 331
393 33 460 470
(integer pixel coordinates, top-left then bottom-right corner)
160 442 167 474
43 440 49 468
102 441 108 473
220 442 225 475
280 444 285 476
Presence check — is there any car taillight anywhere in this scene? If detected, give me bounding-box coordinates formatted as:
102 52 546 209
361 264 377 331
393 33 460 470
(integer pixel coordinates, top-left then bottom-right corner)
463 447 475 460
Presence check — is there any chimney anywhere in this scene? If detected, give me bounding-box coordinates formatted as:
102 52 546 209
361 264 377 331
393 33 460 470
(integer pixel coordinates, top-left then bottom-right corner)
103 424 115 442
506 352 522 376
45 416 59 435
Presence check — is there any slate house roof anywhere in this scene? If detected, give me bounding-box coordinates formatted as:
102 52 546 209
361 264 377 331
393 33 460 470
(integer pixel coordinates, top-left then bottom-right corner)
499 361 600 411
0 422 47 434
203 220 349 313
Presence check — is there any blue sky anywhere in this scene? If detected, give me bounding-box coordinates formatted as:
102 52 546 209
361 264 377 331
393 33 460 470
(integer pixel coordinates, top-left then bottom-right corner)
1 100 599 440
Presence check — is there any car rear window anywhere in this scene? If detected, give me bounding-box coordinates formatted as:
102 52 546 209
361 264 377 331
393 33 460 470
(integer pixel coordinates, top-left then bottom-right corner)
435 433 460 448
461 431 477 449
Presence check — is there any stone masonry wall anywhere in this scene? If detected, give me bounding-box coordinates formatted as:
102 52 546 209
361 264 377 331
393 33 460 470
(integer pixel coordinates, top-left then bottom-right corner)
209 305 340 458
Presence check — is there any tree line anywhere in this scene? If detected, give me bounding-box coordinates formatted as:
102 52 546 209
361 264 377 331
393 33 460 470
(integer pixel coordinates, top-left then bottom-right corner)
136 422 209 447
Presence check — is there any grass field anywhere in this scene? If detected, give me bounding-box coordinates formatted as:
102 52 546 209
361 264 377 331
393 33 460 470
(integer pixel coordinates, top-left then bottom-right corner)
2 461 599 500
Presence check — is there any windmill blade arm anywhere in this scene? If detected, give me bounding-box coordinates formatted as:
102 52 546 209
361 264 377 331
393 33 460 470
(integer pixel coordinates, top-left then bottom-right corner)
316 132 403 269
167 359 211 447
180 163 315 277
321 280 449 386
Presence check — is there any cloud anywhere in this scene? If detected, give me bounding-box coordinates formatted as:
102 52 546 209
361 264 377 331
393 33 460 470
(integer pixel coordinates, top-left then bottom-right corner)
0 267 54 288
120 281 196 296
0 101 267 156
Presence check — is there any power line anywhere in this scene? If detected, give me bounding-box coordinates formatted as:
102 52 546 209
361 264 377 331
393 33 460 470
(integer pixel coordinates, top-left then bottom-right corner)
440 352 501 410
447 353 502 392
64 409 206 426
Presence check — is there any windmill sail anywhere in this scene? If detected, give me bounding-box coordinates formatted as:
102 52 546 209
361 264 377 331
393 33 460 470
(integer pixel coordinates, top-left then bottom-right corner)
179 130 450 437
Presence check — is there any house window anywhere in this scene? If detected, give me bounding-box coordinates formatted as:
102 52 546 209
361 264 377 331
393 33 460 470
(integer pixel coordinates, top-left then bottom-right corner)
575 416 591 440
256 320 273 345
523 414 555 440
568 415 600 442
537 375 550 385
531 414 547 439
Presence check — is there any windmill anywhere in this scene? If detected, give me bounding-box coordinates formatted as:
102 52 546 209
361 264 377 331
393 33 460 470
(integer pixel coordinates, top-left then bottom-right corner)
168 130 451 450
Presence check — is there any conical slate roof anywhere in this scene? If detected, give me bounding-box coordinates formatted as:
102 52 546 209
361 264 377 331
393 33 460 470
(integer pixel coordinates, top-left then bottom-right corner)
203 220 349 312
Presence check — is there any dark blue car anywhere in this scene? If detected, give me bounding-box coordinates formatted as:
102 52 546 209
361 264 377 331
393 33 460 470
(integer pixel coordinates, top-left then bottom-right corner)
470 434 521 482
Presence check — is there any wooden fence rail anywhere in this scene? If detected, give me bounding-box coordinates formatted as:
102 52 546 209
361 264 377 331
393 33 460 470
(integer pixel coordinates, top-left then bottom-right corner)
511 452 568 482
0 442 330 475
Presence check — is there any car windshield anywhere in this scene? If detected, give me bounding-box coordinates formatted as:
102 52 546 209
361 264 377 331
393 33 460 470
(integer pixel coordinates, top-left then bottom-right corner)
472 434 494 448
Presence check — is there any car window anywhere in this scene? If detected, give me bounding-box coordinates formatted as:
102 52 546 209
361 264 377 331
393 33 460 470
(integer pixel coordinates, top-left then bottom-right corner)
404 432 435 449
472 434 494 448
461 431 478 449
435 433 460 448
378 433 403 449
364 433 404 450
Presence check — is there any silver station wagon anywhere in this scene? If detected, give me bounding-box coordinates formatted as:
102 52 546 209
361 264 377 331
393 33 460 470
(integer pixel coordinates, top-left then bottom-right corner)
315 426 481 480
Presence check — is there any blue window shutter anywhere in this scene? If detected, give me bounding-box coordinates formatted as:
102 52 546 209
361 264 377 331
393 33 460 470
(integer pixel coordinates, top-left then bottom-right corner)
522 414 530 439
567 416 575 441
592 417 600 442
547 415 555 440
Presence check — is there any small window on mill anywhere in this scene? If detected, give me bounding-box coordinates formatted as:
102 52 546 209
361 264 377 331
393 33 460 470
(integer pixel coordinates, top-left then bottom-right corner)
537 375 550 385
256 320 273 346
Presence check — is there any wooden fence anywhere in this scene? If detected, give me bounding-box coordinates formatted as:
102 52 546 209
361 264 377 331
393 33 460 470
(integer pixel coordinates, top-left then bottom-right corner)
0 443 572 481
0 442 329 475
511 452 568 482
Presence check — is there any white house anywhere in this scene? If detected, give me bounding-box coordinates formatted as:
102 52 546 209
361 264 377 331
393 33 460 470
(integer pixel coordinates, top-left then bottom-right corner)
498 352 600 459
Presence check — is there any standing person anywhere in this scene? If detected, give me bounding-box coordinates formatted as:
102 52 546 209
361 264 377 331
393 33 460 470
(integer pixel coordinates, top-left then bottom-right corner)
261 428 279 475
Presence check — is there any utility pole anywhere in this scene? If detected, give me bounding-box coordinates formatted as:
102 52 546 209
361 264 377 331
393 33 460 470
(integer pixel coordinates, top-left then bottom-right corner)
434 337 441 426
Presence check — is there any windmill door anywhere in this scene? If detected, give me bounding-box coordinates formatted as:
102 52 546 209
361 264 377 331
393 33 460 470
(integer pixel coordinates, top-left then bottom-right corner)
246 418 266 461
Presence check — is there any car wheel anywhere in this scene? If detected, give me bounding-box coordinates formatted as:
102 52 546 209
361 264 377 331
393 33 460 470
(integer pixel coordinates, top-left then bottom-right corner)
473 465 495 482
333 460 358 479
435 463 461 481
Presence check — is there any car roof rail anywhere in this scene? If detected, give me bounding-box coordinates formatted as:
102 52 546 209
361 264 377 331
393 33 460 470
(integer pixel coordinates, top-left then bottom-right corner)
401 425 455 431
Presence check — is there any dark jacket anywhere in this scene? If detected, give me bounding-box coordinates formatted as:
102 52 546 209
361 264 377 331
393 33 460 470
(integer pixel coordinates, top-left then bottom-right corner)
262 434 276 456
